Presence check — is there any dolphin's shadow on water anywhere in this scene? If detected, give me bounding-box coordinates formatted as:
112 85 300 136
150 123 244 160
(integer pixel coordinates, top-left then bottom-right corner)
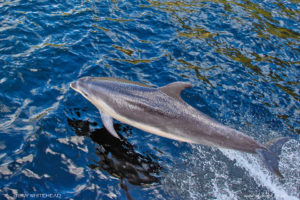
67 110 162 189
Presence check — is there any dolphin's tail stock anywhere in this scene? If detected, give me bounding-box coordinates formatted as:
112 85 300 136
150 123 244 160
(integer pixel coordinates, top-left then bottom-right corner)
256 137 290 178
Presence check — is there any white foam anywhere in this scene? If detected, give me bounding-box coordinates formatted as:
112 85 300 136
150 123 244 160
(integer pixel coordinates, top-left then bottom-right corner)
220 142 299 200
161 139 300 200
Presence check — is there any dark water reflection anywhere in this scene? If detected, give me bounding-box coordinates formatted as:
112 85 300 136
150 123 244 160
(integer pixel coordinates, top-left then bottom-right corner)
0 0 299 199
67 112 161 186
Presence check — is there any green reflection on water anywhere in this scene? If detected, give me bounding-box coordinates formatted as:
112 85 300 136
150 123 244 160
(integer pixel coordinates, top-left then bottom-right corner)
216 47 262 75
112 45 134 56
144 0 299 134
110 57 159 64
176 59 214 87
92 24 110 32
143 0 204 13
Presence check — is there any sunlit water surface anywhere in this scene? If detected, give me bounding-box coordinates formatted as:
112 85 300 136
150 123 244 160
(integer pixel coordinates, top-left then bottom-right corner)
0 0 299 199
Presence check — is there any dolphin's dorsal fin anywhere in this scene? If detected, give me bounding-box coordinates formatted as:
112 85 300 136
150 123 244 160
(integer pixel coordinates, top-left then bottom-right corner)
159 82 192 103
99 110 120 139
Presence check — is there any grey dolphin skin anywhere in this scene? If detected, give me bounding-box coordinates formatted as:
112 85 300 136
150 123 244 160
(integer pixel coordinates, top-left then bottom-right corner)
70 77 290 178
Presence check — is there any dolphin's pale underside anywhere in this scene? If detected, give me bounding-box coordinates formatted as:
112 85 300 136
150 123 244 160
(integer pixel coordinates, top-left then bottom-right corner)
70 77 290 178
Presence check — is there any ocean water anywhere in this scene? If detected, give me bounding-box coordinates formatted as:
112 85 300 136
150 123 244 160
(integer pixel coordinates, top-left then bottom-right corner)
0 0 299 199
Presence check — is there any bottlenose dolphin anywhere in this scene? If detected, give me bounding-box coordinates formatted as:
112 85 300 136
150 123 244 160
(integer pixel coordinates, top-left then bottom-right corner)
70 77 290 178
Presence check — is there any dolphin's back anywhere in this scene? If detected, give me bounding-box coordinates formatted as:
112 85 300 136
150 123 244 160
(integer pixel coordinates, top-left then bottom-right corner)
92 81 189 129
87 79 200 141
87 79 261 152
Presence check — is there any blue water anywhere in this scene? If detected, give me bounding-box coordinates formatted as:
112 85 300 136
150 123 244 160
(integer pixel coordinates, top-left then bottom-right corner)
0 0 299 199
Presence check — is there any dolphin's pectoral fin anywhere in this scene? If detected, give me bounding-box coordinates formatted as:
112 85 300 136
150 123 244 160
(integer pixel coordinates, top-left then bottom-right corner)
159 82 192 103
99 110 120 139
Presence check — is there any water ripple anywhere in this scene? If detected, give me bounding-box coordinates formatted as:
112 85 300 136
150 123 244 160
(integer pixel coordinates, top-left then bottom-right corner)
0 0 299 199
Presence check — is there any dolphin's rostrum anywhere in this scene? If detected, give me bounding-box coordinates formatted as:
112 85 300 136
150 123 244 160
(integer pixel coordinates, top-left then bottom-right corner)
70 77 290 178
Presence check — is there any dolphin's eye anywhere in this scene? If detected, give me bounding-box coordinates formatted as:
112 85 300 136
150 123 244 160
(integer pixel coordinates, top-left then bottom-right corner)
82 91 89 97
